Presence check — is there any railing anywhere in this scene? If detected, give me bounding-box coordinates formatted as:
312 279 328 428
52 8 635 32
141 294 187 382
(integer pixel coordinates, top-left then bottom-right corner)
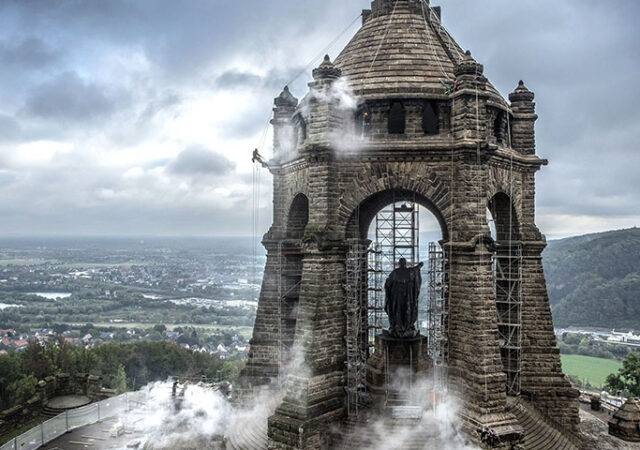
0 391 146 450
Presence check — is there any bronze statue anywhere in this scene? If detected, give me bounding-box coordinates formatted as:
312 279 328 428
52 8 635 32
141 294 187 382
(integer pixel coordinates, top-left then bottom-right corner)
384 258 424 338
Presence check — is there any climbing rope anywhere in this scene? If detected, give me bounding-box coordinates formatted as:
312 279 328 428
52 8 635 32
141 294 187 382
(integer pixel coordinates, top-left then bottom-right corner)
366 0 399 78
285 12 363 88
420 0 452 82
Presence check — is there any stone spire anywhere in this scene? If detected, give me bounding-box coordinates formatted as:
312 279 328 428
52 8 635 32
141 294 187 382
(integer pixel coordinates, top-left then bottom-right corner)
312 55 342 81
509 80 535 104
454 50 484 77
274 86 298 108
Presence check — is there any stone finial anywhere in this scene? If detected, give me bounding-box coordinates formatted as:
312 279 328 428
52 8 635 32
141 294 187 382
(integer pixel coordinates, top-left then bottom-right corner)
454 50 484 77
274 86 298 108
609 397 640 442
509 80 535 103
312 55 342 81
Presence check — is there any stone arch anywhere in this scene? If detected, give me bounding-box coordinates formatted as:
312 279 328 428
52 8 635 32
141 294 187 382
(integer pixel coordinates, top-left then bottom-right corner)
345 188 449 241
286 193 309 239
488 192 521 241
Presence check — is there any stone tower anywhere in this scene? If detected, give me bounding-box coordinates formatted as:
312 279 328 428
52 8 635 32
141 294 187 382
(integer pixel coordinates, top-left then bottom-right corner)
243 0 579 448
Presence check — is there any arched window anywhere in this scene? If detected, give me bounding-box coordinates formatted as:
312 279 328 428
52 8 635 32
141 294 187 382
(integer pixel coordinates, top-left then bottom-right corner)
493 110 505 144
422 101 439 135
388 101 406 134
355 104 372 137
295 115 307 143
488 192 520 241
287 193 309 239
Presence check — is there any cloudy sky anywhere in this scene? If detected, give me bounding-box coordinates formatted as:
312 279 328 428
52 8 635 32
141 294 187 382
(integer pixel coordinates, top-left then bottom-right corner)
0 0 638 238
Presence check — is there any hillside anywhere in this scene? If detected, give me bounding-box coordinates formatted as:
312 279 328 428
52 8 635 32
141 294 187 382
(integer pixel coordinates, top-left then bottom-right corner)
543 227 640 329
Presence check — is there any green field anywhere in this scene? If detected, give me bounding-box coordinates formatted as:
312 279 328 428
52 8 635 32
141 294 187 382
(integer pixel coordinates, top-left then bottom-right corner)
561 354 622 388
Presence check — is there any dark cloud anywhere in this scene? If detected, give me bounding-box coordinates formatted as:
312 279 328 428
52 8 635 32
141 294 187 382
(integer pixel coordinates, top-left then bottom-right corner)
0 37 60 69
0 0 636 236
138 91 182 122
213 71 263 90
23 71 126 123
168 146 235 177
0 114 21 143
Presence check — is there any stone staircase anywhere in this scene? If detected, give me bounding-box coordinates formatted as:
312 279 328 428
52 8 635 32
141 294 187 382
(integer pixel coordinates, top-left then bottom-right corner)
225 416 268 450
510 400 579 450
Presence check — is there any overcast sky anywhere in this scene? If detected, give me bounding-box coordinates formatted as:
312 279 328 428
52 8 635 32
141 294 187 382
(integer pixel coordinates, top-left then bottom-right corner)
0 0 638 239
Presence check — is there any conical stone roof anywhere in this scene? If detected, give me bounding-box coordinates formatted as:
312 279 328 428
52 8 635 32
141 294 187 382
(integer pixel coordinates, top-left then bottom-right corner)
334 0 506 105
609 397 640 442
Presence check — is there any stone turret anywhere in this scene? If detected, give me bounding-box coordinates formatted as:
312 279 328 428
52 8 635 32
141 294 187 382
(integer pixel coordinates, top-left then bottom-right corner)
509 80 538 155
306 55 343 146
451 50 490 142
272 86 298 161
609 397 640 442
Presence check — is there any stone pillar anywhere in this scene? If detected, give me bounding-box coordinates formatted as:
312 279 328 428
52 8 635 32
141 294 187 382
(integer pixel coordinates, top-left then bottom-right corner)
242 239 286 385
452 50 490 144
272 87 299 162
520 241 579 431
268 244 347 450
447 241 521 444
509 81 537 155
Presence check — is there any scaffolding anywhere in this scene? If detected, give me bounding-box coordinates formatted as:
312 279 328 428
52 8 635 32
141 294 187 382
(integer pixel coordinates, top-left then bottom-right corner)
493 244 522 396
367 244 384 352
428 242 449 392
345 241 368 416
376 201 420 274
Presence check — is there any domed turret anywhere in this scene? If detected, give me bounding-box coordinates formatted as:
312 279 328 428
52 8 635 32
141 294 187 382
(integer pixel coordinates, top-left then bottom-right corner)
334 0 505 105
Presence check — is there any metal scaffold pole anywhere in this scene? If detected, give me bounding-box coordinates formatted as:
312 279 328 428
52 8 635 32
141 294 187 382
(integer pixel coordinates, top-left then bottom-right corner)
428 242 449 406
345 240 367 417
493 243 523 396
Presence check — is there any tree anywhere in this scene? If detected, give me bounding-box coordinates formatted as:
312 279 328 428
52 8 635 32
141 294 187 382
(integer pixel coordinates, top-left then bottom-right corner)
605 352 640 396
112 364 127 394
153 324 167 334
7 375 38 406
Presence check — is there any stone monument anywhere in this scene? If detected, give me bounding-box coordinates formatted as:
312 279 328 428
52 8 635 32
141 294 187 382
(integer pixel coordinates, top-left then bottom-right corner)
242 1 580 448
384 258 423 338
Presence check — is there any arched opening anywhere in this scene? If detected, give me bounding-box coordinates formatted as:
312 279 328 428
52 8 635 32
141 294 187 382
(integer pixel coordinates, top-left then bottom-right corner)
344 189 449 414
487 192 522 396
347 189 448 242
293 114 307 146
488 192 520 241
280 193 308 366
422 101 439 135
388 101 406 134
286 193 309 239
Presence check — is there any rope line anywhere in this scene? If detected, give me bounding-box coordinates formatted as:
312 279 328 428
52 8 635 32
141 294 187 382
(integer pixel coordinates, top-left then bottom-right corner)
427 5 464 63
366 0 400 77
285 13 363 88
420 0 452 81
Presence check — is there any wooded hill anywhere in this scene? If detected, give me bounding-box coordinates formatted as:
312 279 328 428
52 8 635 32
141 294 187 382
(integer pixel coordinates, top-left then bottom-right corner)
544 227 640 329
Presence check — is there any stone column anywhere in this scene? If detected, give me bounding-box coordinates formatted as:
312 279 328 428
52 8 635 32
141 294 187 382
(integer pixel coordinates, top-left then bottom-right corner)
242 239 286 385
520 241 580 431
509 81 537 155
447 241 521 443
272 87 299 162
268 243 347 450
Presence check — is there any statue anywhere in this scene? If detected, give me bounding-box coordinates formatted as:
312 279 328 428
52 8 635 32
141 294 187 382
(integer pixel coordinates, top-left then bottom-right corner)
384 258 424 338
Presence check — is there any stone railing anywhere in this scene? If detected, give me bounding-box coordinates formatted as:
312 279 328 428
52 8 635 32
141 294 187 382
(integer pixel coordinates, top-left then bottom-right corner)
0 373 112 437
0 391 145 450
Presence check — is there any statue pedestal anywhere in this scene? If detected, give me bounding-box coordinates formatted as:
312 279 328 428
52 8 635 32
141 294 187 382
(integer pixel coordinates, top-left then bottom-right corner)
365 333 431 398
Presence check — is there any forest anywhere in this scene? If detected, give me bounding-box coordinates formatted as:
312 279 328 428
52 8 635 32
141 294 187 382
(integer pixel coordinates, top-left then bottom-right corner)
544 228 640 329
0 339 240 412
